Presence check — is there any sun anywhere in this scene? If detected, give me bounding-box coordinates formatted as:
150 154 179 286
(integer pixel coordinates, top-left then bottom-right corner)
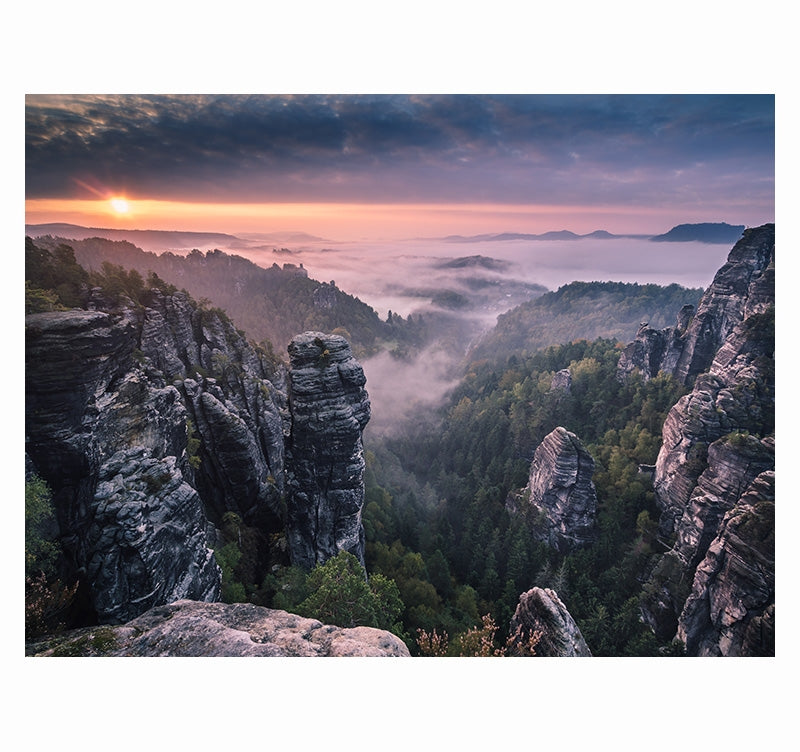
110 197 130 214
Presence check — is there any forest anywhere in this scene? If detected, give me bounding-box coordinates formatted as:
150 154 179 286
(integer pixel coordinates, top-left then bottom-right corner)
26 237 705 655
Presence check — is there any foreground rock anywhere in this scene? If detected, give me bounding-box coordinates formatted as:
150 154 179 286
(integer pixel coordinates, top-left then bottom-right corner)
25 599 410 657
509 588 591 657
25 284 290 625
285 332 371 569
513 427 597 552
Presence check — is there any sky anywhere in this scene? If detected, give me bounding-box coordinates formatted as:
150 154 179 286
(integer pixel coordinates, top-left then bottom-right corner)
24 94 775 240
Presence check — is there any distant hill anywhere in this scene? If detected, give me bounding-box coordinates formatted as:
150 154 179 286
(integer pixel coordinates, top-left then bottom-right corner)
25 223 246 253
27 234 424 359
438 230 648 242
467 280 704 363
649 223 746 244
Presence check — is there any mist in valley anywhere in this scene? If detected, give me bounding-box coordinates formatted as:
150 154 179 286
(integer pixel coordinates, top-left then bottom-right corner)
237 233 729 432
236 234 729 319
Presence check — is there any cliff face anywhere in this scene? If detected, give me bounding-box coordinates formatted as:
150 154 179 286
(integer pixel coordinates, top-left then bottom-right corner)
636 224 775 655
516 427 597 552
25 287 290 624
616 304 694 382
25 599 410 657
285 332 371 569
677 471 774 656
617 225 774 386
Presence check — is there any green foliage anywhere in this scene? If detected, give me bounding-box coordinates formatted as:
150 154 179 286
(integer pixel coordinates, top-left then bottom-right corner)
24 474 78 638
363 335 689 655
25 475 59 578
214 542 247 603
185 418 202 469
469 280 703 363
296 551 404 632
25 238 89 309
31 235 427 358
25 280 64 314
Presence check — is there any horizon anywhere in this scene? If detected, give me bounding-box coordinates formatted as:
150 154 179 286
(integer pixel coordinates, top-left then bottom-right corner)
25 94 774 241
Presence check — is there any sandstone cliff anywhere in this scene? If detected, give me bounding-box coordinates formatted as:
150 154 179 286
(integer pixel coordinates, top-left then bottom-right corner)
285 332 371 569
617 224 774 386
636 224 775 655
25 285 290 625
514 427 597 552
509 587 591 657
25 599 410 657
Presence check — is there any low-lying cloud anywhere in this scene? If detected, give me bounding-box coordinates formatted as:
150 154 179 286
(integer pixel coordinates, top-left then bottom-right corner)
362 346 463 436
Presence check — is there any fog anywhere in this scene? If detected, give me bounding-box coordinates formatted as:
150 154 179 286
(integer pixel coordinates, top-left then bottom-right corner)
237 235 729 319
361 346 463 436
233 234 729 435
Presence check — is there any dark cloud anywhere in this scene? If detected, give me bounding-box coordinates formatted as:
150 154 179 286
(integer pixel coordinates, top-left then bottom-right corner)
25 94 774 209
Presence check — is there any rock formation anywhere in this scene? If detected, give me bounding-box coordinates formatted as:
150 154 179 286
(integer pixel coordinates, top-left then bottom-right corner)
516 427 597 552
616 305 694 382
637 224 775 655
25 286 289 624
677 471 774 656
617 225 774 386
25 599 410 657
509 587 591 657
285 332 371 569
550 368 572 393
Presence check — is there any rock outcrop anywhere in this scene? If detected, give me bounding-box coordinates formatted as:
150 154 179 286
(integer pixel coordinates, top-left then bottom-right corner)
509 587 591 657
516 427 597 552
616 305 694 382
617 225 774 386
677 471 774 656
25 599 410 657
25 287 289 624
637 224 775 655
285 332 371 569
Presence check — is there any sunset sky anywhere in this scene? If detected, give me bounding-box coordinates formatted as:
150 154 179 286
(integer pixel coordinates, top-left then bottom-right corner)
25 94 774 240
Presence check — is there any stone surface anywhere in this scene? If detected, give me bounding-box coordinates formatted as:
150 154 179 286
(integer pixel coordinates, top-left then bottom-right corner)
25 599 410 657
549 368 572 393
637 224 775 654
616 225 773 386
616 305 694 382
285 332 371 569
672 224 774 386
25 288 290 624
518 427 597 552
677 471 774 656
509 587 591 657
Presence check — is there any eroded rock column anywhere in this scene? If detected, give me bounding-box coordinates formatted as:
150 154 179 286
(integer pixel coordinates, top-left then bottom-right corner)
285 332 371 569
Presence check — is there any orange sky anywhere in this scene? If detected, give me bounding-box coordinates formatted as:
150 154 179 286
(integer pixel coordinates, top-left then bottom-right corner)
24 197 736 241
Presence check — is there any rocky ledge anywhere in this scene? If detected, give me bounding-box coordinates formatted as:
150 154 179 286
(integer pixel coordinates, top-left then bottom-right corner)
25 599 410 657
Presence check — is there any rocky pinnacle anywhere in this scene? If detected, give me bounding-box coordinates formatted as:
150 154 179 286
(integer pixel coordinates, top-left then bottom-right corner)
285 332 371 570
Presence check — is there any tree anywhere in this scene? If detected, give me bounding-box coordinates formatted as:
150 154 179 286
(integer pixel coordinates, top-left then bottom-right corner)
297 551 404 631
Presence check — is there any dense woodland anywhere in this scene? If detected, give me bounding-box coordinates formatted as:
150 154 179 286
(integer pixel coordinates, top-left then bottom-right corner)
26 237 699 655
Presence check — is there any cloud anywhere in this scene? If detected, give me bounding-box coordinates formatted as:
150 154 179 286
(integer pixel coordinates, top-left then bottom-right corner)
25 94 774 214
